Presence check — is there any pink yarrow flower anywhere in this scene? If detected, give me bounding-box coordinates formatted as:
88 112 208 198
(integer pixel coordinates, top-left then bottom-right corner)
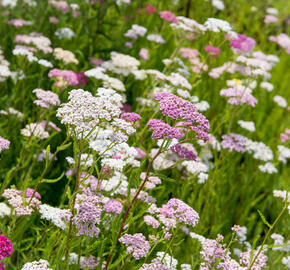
139 48 149 60
205 45 221 57
145 4 156 15
0 136 10 153
159 11 178 23
121 112 141 122
104 199 123 214
230 34 256 53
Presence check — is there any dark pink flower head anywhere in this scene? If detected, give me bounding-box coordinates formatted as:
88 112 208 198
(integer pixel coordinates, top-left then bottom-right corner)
205 45 221 57
230 34 256 53
160 198 199 227
0 235 13 260
121 104 132 112
145 4 156 15
26 188 41 199
159 11 178 23
121 113 141 122
153 92 210 141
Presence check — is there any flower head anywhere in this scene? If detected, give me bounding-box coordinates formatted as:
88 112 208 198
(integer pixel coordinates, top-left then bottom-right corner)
0 235 13 260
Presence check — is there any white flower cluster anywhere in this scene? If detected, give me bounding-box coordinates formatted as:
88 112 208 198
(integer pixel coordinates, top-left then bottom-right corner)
56 88 123 134
101 172 128 194
102 52 140 76
156 252 178 269
260 81 274 92
204 18 232 33
146 34 165 44
0 48 12 82
258 162 277 174
0 107 23 118
39 204 70 230
271 233 290 252
278 145 290 164
21 259 52 270
245 140 273 161
21 123 49 139
13 47 38 62
211 0 225 10
85 67 125 92
0 202 11 218
282 256 290 268
1 0 17 8
238 120 256 132
66 153 94 167
53 48 78 65
182 159 209 184
55 27 75 39
173 16 206 33
116 0 131 5
273 95 288 108
124 24 147 39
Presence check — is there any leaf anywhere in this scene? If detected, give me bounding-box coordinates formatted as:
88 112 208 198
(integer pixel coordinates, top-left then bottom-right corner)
257 209 272 228
45 145 51 168
42 172 64 184
57 142 71 152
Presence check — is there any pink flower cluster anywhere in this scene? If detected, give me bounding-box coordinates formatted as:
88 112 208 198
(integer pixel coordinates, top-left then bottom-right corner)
170 144 197 160
153 92 210 141
221 133 248 153
269 33 290 54
230 34 256 53
49 0 70 13
0 136 10 153
280 128 290 142
7 19 31 27
220 86 257 107
0 235 13 260
144 215 160 228
240 250 268 270
147 119 184 140
159 11 178 23
205 45 221 57
160 198 199 227
2 188 41 216
48 69 87 86
121 112 141 122
33 89 60 109
103 199 123 215
119 233 150 259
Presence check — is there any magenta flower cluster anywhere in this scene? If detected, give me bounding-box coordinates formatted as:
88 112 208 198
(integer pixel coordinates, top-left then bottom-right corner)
119 233 150 259
160 198 199 227
147 119 185 140
205 45 221 57
230 34 256 53
159 11 178 23
0 235 13 260
48 69 87 86
153 92 210 141
103 199 123 215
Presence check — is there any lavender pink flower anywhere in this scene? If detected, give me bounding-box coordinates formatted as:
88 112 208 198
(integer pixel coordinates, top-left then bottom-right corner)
33 89 60 109
145 4 156 15
221 133 248 152
160 198 199 227
121 113 141 122
103 199 123 215
170 144 197 160
119 233 150 259
240 250 268 270
48 69 87 86
0 136 10 153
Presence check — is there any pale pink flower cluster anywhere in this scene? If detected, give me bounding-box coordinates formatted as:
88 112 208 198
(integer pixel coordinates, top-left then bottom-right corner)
2 188 41 216
21 123 49 139
119 233 150 259
14 33 52 54
7 19 32 27
269 33 290 54
53 48 79 65
49 0 70 13
33 88 60 109
240 250 268 270
0 136 10 153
